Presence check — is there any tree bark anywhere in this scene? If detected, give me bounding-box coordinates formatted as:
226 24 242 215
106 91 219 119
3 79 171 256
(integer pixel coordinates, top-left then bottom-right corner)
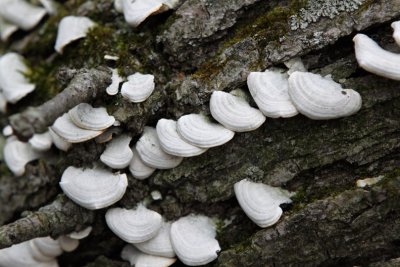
0 0 400 266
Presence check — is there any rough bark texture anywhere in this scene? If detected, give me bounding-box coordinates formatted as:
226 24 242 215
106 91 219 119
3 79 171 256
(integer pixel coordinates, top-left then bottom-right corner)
0 0 399 266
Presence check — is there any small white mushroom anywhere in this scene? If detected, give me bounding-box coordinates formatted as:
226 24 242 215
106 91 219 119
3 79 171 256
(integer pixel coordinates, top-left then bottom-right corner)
129 147 156 179
121 245 176 267
2 125 13 137
0 53 35 103
67 226 93 240
247 70 298 118
151 190 162 201
288 71 362 120
4 137 41 176
170 214 220 266
0 16 18 42
105 204 163 243
57 236 79 252
136 127 183 169
54 16 95 54
210 90 266 132
29 131 53 152
135 221 175 258
68 103 115 131
234 179 292 228
48 128 71 151
0 0 46 31
59 166 128 210
106 68 124 96
121 72 155 103
51 113 104 143
392 21 400 47
120 0 164 27
156 119 207 157
176 114 235 148
353 33 400 80
100 134 133 169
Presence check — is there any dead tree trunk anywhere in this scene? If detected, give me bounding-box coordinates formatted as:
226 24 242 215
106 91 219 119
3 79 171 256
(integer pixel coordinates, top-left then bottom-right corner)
0 0 399 266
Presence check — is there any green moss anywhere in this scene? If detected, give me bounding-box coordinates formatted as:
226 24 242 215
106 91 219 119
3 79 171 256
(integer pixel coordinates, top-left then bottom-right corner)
191 0 307 81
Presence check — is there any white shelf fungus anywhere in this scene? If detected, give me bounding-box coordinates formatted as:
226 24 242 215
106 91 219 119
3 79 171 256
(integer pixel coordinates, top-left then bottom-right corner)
170 214 220 266
121 72 155 103
100 134 133 169
0 16 18 42
48 128 71 151
51 113 104 143
106 68 124 95
129 147 156 179
392 21 400 47
4 137 41 176
135 221 175 258
353 33 400 81
59 166 128 210
136 127 183 169
176 114 235 148
29 131 53 152
234 179 292 228
2 125 13 137
0 53 35 103
68 103 115 131
156 119 207 157
288 71 362 120
56 236 79 253
0 0 46 31
106 205 163 243
121 245 176 267
210 90 266 132
0 239 59 267
54 16 95 54
119 0 164 27
247 71 298 118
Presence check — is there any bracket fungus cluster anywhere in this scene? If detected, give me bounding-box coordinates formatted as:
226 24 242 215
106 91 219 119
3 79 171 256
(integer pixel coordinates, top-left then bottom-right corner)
353 23 400 81
1 1 393 266
0 230 91 267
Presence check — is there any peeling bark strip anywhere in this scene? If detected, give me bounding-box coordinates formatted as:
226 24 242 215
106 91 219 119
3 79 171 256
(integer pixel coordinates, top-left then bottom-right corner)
0 195 95 249
217 174 400 267
9 68 111 140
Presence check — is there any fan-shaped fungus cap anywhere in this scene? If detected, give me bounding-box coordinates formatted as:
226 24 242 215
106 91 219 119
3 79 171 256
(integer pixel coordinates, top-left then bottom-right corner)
210 90 266 132
4 137 41 176
129 147 156 179
121 244 176 267
234 179 292 228
106 204 163 243
59 166 128 210
121 72 155 103
100 134 133 169
353 33 400 81
247 70 298 118
170 214 220 266
136 127 183 169
54 16 95 54
288 71 362 120
156 119 207 157
176 114 234 148
0 53 35 104
0 0 46 31
68 103 115 131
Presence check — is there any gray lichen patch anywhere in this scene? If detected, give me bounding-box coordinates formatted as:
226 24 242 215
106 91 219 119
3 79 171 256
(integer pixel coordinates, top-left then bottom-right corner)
289 0 365 30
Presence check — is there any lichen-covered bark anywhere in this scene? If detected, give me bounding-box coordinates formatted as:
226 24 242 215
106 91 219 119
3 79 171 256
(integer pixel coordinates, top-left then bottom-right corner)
1 0 400 266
